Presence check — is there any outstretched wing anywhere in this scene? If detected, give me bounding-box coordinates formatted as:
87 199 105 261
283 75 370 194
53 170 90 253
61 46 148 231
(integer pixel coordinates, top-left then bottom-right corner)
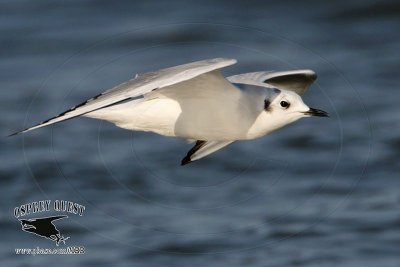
227 69 316 95
10 58 237 135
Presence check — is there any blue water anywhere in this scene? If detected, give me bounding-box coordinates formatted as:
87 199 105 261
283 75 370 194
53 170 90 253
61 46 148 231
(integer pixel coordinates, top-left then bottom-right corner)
1 1 399 266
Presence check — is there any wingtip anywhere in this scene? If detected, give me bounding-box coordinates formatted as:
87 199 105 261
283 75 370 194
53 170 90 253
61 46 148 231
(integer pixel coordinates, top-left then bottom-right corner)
181 156 192 166
208 57 237 66
7 131 22 137
304 69 317 81
295 69 317 82
8 127 30 137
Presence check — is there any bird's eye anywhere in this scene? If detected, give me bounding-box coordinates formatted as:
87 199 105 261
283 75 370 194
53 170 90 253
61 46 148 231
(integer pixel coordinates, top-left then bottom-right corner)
280 101 290 108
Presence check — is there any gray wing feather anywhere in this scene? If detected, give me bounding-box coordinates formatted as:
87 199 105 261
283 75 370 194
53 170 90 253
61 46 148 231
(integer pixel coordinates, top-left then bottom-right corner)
227 69 316 95
11 58 236 135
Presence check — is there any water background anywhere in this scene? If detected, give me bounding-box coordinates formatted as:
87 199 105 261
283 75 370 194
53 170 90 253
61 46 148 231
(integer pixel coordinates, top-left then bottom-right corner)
1 1 399 266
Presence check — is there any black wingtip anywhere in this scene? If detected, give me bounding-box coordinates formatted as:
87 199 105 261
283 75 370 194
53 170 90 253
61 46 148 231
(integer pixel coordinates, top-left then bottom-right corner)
180 140 206 166
7 131 21 137
8 127 30 137
181 156 192 166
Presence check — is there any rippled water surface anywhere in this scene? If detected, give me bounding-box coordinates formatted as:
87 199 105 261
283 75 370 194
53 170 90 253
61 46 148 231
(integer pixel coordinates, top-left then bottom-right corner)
1 1 399 266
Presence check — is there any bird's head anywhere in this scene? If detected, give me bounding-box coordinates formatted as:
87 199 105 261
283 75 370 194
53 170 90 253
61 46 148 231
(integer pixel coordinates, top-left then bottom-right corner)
265 89 328 118
260 88 328 129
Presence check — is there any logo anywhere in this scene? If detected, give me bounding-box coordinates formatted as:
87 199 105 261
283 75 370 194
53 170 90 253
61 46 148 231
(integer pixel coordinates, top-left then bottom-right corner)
14 200 85 255
19 215 69 246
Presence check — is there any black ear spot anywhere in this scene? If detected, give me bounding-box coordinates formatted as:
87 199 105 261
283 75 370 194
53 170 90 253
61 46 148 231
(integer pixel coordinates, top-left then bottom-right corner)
264 99 271 111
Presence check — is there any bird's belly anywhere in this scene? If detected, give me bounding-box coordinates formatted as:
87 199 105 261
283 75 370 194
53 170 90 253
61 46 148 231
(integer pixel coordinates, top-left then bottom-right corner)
85 98 181 137
85 98 248 141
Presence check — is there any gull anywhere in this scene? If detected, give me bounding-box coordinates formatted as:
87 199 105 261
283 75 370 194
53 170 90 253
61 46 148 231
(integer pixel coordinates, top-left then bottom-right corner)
11 58 328 165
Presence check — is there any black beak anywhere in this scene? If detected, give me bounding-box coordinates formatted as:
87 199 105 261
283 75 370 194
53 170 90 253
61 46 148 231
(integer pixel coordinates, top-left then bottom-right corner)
303 107 329 117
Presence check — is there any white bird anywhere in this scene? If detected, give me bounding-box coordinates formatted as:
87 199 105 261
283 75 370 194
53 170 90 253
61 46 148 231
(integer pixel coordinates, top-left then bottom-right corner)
11 58 328 165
